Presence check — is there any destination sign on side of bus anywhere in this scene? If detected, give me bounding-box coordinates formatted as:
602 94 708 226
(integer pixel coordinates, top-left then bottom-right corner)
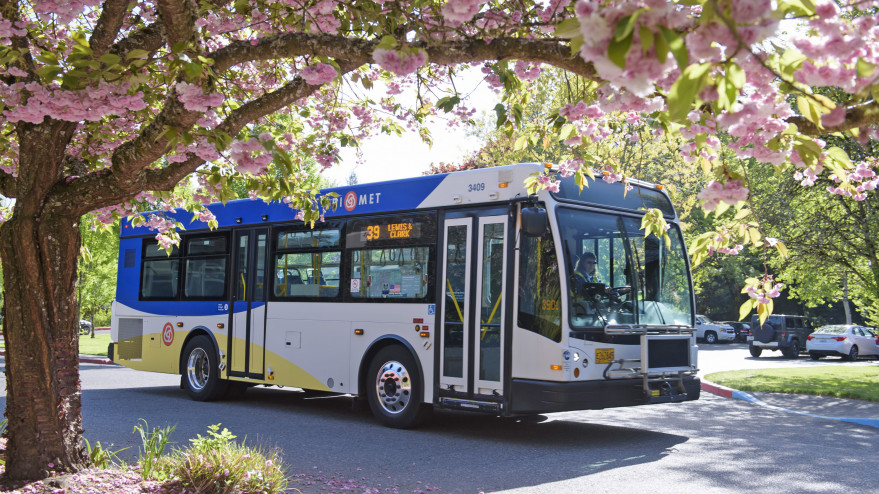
347 213 436 248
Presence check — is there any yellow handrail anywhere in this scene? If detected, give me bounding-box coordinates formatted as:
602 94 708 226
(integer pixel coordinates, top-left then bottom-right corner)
446 278 464 323
481 292 502 341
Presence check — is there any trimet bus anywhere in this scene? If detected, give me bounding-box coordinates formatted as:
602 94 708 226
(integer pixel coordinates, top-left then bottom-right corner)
110 163 700 428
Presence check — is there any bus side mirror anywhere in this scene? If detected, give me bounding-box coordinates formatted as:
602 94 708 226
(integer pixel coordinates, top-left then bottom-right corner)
521 207 548 237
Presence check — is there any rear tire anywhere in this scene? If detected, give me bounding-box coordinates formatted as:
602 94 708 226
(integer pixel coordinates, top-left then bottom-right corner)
181 335 228 401
749 345 762 358
846 345 859 361
704 331 717 344
366 346 430 428
782 340 800 359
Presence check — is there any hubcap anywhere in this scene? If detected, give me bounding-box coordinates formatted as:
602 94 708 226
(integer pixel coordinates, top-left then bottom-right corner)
375 360 411 414
187 347 210 391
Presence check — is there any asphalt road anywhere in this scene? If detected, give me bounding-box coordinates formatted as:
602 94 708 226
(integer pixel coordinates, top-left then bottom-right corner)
3 345 878 493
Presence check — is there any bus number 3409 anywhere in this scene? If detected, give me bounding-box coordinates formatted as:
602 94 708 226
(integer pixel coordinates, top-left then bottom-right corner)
468 183 485 192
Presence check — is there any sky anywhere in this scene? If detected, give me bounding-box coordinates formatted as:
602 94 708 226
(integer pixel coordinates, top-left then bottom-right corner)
323 68 501 186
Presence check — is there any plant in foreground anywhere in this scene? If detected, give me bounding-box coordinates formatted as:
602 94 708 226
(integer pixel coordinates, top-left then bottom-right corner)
133 418 176 480
155 423 288 494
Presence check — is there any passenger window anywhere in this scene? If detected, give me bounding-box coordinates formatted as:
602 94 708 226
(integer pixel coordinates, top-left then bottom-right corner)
349 247 431 300
274 226 342 299
183 235 228 299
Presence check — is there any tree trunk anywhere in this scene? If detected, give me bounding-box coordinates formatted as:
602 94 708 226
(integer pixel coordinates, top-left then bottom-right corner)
0 212 88 480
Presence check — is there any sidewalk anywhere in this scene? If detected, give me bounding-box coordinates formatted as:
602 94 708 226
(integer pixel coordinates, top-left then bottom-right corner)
701 379 879 429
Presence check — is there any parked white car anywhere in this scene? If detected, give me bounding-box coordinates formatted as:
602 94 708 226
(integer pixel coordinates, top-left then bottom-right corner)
806 325 879 361
695 315 736 344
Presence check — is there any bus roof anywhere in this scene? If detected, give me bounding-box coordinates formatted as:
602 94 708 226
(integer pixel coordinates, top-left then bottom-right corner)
120 163 673 237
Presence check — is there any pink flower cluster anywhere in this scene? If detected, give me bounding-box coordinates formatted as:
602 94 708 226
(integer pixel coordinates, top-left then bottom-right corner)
4 82 146 124
175 82 225 112
746 280 783 305
307 0 341 34
441 0 484 26
697 179 749 210
373 49 427 76
514 61 543 82
0 19 26 40
537 174 560 192
826 161 879 201
558 101 603 121
229 138 272 175
300 63 338 85
32 0 102 24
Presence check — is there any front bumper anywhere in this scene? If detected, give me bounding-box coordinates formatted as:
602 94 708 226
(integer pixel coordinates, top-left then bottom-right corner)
508 375 701 415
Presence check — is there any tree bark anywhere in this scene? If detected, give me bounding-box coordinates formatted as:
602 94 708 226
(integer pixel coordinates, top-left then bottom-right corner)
0 207 87 479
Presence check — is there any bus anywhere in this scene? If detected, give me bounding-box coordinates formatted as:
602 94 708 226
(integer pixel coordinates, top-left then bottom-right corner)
110 163 700 428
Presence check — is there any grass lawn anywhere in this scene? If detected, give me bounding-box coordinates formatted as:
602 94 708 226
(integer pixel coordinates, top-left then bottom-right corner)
705 365 879 403
0 332 110 356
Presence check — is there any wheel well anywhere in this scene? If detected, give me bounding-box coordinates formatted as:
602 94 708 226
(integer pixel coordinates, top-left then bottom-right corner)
357 336 422 398
178 327 220 374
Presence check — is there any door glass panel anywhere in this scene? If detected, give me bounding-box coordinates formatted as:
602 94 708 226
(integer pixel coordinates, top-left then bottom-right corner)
254 233 266 301
479 223 503 382
236 234 249 301
443 224 468 379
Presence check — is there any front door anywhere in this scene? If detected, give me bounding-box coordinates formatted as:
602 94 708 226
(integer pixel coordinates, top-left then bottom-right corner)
228 228 268 379
439 213 508 398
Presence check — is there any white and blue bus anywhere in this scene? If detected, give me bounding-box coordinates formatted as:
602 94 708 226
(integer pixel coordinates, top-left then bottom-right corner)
110 163 700 427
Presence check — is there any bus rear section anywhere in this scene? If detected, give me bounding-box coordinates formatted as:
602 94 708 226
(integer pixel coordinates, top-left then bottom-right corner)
110 163 699 428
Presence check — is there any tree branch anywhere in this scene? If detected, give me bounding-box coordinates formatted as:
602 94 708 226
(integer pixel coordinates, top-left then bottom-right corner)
789 100 879 136
88 0 130 57
155 0 198 47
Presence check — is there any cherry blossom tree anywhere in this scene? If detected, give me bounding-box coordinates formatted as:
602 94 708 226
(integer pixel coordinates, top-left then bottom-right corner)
1 0 879 481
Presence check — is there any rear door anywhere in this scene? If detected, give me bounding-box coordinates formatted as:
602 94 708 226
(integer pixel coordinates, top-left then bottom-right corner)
228 228 268 379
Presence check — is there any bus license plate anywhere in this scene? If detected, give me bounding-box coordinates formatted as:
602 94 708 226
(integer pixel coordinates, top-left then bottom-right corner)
596 348 614 364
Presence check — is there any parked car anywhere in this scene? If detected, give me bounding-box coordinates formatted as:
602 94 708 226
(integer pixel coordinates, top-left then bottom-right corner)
719 321 751 342
79 319 92 336
694 315 736 344
807 324 879 361
748 314 813 358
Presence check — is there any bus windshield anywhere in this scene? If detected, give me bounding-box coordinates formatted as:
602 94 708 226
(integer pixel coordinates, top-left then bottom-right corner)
559 208 692 330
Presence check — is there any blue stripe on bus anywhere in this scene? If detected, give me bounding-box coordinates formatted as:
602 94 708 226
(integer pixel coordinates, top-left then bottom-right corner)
121 174 448 237
120 301 262 317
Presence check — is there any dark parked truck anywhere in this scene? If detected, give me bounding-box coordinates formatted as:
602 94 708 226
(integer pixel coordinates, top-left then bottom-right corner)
748 314 813 358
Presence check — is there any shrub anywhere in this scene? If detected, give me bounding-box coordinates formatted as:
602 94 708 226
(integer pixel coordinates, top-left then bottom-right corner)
157 424 287 494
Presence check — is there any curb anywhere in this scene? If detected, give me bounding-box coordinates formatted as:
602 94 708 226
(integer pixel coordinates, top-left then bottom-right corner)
0 349 115 366
701 379 879 430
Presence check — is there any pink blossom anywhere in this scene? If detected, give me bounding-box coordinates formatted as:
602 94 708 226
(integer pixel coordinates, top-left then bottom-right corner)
697 180 749 210
514 61 542 82
175 82 225 112
373 49 427 76
442 0 483 26
300 63 338 85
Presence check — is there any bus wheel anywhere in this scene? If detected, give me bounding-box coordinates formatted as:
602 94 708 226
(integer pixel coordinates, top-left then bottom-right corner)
182 336 228 401
367 346 430 428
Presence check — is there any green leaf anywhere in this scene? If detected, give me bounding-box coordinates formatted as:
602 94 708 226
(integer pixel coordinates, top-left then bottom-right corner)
184 62 202 81
727 62 745 89
796 96 823 129
35 65 62 82
99 53 121 65
436 95 460 113
614 11 643 41
639 26 654 54
607 32 633 69
654 29 669 64
739 300 755 322
514 135 529 151
775 241 788 258
554 17 581 39
376 35 397 50
494 104 507 128
36 52 59 65
666 62 711 122
857 58 876 78
558 123 575 141
659 26 688 70
126 49 151 60
825 146 853 168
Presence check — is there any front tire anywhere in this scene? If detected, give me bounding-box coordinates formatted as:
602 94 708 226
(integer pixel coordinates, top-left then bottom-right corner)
182 335 228 401
749 345 763 358
366 346 430 428
704 332 717 344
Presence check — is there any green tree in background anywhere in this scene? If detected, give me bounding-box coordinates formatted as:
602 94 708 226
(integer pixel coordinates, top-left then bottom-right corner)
77 221 119 330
